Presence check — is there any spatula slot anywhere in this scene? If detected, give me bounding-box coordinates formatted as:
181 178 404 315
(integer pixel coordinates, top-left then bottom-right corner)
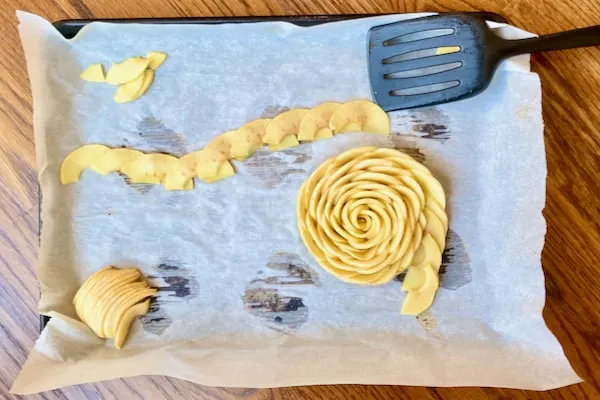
384 62 463 79
382 46 461 64
383 28 455 46
390 81 460 96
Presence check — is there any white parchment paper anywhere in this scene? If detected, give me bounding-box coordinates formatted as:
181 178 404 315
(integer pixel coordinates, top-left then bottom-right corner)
12 11 580 394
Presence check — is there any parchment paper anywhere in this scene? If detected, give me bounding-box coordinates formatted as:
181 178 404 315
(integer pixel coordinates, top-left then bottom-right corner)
12 11 580 394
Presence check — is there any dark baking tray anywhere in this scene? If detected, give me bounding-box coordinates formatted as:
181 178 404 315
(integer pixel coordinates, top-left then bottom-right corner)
41 11 507 332
54 15 375 39
52 12 507 39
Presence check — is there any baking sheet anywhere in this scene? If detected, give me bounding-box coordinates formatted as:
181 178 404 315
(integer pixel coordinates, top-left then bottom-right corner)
12 10 580 394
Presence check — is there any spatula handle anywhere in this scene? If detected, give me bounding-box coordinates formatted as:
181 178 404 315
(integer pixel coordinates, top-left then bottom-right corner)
500 25 600 57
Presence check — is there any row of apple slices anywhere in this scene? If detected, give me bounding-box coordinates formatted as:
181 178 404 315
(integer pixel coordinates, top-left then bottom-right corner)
60 100 390 190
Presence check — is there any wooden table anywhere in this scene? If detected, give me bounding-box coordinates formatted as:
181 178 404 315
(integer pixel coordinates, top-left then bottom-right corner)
1 0 599 398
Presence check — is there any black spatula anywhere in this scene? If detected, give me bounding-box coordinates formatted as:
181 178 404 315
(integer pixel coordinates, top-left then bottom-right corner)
368 13 600 111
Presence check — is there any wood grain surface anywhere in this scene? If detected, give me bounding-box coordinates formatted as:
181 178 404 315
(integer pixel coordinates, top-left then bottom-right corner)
1 0 599 398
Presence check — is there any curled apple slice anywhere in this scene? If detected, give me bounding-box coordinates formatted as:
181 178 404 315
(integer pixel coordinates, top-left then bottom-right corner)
146 51 167 70
114 299 151 349
120 153 178 184
89 148 143 175
263 109 309 145
329 100 390 135
60 144 110 184
400 265 439 316
80 64 105 82
268 135 300 151
298 102 340 141
106 56 150 84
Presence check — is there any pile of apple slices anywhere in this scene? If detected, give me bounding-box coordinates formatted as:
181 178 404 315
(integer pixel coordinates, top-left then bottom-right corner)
80 52 167 103
73 266 156 349
60 100 390 190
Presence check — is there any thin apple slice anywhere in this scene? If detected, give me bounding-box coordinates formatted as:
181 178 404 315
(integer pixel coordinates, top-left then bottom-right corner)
120 153 179 184
400 265 439 315
89 148 143 175
268 134 300 151
61 144 110 184
329 100 390 135
298 102 340 141
263 109 309 145
202 160 235 183
146 51 167 70
114 299 151 349
80 64 105 82
106 57 149 84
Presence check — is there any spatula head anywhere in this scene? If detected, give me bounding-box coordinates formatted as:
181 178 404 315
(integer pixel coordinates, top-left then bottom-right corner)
368 14 502 111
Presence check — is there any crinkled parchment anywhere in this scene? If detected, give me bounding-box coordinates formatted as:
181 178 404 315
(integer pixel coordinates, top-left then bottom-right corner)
12 11 579 394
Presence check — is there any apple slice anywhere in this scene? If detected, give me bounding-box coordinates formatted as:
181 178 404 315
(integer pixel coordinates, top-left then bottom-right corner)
424 207 447 252
329 100 390 135
400 265 440 315
162 158 195 191
409 233 442 271
60 144 110 184
146 51 167 70
401 267 426 291
120 153 178 184
207 130 237 159
89 148 143 175
184 147 227 181
263 109 309 145
104 285 155 339
80 64 105 82
413 169 446 210
203 160 236 183
298 102 340 141
106 56 149 84
114 72 146 104
135 69 155 98
114 299 151 349
268 134 300 151
231 119 270 160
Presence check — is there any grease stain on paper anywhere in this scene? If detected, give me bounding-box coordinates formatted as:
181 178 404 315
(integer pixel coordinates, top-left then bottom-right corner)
141 261 199 335
243 252 319 334
390 107 451 143
388 136 426 163
244 148 312 188
416 310 437 331
120 117 190 194
260 105 290 119
136 116 189 156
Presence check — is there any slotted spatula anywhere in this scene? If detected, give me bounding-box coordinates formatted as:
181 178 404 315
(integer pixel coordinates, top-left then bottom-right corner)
368 13 600 111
